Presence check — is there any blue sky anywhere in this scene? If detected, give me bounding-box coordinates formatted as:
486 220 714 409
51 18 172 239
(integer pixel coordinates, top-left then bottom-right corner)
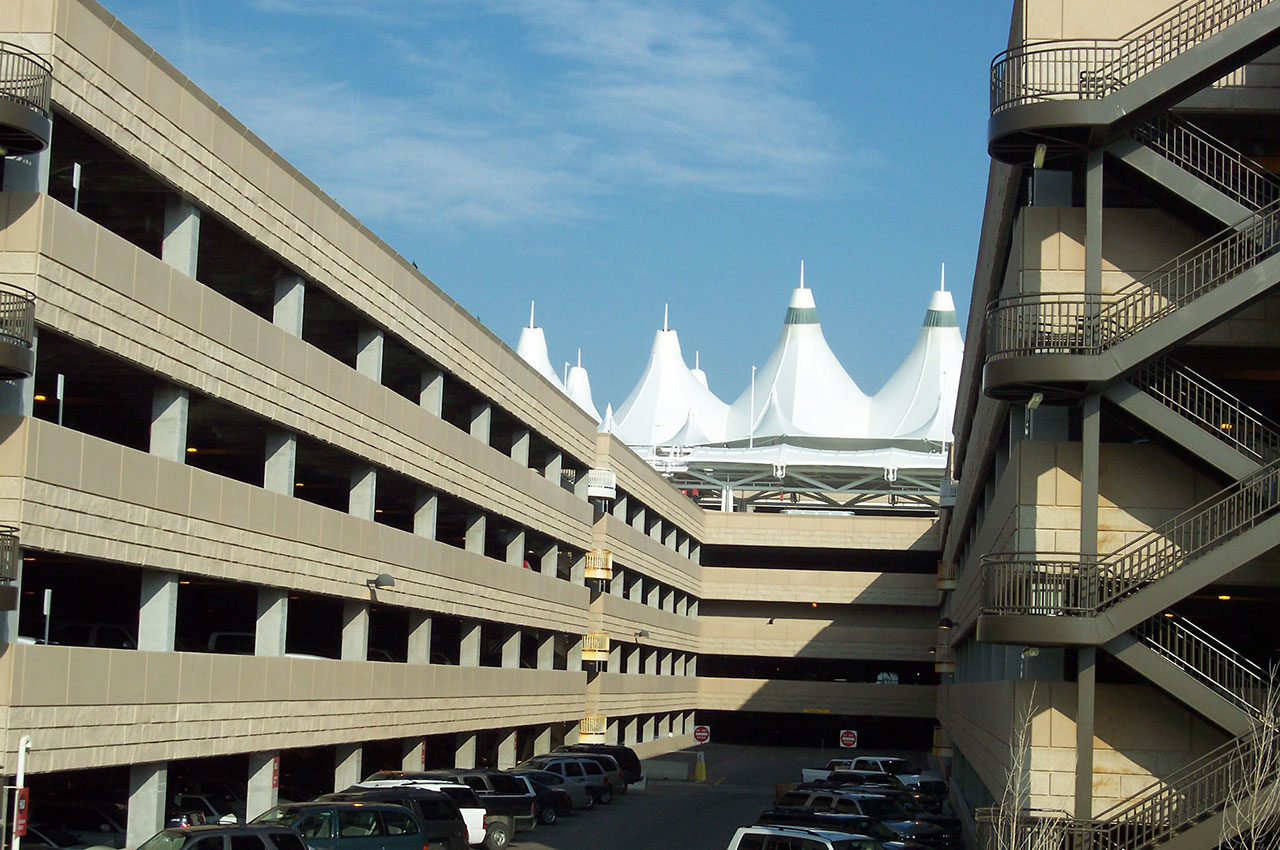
102 0 1012 410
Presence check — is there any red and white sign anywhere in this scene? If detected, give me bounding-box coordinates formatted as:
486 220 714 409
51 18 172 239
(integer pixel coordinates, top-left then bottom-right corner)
693 725 711 744
839 729 858 749
272 755 280 790
13 787 29 837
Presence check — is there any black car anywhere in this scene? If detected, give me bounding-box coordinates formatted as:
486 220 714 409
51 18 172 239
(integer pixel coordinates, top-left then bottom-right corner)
137 824 307 850
520 776 571 825
756 808 929 850
317 787 468 850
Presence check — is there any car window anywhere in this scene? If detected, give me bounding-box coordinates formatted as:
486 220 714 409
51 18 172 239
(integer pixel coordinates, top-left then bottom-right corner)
490 776 524 795
337 809 383 838
189 838 224 850
832 799 860 815
418 800 455 821
296 812 335 840
459 777 485 793
537 773 562 786
268 833 308 850
776 793 808 807
736 836 767 850
563 762 582 778
767 839 827 850
811 796 834 809
858 797 907 820
581 762 602 776
380 811 417 836
435 788 481 809
230 835 267 850
139 833 195 850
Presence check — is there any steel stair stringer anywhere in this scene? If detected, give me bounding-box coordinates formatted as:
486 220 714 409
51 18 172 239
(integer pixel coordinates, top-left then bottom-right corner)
1107 133 1258 226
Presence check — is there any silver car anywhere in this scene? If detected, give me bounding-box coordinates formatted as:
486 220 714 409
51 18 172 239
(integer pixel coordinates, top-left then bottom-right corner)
510 769 594 811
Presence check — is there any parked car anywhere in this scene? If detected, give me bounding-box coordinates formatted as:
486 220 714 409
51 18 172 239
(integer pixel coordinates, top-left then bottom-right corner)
251 802 429 850
22 823 92 850
416 770 537 840
512 776 569 826
171 792 244 824
136 824 307 850
40 801 128 848
318 787 467 850
726 825 885 850
560 753 627 796
510 768 593 811
515 756 613 804
358 773 494 849
772 791 959 850
756 809 928 850
553 744 647 790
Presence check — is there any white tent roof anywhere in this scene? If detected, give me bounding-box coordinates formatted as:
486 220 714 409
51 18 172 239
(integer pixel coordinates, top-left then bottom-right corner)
609 323 729 448
870 288 963 441
515 308 564 392
722 285 869 444
566 352 602 424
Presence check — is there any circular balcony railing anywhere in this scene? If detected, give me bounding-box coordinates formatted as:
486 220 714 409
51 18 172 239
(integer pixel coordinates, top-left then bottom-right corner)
0 525 19 582
0 285 35 380
0 41 52 157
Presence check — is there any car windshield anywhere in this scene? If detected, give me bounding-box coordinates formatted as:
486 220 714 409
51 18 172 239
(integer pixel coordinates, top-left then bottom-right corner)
252 807 303 826
880 760 913 775
32 824 83 846
833 841 882 850
137 831 192 850
856 797 909 820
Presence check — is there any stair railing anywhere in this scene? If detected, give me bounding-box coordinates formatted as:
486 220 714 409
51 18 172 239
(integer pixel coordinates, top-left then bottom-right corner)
1131 611 1267 713
1130 114 1280 210
1127 358 1280 464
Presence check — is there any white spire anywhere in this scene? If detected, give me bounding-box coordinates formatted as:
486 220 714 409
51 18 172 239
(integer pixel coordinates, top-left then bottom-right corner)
940 262 946 292
515 307 565 391
800 259 805 290
691 350 709 389
869 286 963 441
566 349 602 424
528 300 536 328
663 303 669 332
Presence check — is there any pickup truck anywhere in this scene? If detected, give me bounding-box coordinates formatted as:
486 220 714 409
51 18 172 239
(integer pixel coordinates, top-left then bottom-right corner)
799 759 856 783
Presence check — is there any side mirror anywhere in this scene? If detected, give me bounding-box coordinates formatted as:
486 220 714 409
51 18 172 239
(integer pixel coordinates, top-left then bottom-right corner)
218 814 239 825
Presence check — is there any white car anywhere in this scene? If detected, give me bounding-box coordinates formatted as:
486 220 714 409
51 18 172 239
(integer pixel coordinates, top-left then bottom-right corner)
726 825 884 850
354 780 486 848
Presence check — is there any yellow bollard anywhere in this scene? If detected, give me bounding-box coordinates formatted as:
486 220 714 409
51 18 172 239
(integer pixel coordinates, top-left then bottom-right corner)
694 751 706 782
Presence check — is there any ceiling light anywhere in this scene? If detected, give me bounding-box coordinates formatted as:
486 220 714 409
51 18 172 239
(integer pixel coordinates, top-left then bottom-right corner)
32 395 46 402
366 573 395 590
186 447 198 453
1218 594 1232 601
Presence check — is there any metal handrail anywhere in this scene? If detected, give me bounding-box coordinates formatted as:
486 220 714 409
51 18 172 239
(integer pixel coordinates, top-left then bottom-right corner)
978 729 1278 849
982 457 1280 617
986 197 1280 362
1132 612 1266 714
0 285 35 351
1128 358 1280 464
0 525 17 582
990 0 1271 112
0 42 51 118
1131 114 1280 210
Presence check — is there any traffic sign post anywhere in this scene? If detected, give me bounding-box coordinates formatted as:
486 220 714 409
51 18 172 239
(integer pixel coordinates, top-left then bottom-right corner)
839 729 858 748
693 725 711 744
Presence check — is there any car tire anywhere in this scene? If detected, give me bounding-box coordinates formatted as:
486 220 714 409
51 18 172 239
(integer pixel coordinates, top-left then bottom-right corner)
596 784 613 805
483 819 511 850
538 802 557 826
581 791 596 811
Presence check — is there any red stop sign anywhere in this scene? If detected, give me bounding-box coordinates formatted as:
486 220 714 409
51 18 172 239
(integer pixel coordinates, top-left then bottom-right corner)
839 729 858 748
693 725 710 743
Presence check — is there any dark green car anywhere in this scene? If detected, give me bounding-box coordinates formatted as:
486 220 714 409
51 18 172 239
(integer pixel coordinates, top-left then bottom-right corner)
252 802 426 850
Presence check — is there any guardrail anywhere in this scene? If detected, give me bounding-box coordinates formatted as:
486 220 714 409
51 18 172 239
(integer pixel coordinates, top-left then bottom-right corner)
0 42 51 119
0 285 35 352
990 0 1271 112
1132 114 1280 210
1133 612 1266 713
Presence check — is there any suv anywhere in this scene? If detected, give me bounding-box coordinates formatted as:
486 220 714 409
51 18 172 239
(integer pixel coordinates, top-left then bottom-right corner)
553 744 646 790
757 809 926 850
418 770 537 838
355 778 487 848
318 788 467 850
726 825 885 850
772 791 958 850
515 756 614 804
251 802 429 850
137 824 307 850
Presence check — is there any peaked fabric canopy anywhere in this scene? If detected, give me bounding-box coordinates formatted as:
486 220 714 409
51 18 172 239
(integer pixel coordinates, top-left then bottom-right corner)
870 289 963 441
609 327 729 448
515 325 564 391
566 362 602 424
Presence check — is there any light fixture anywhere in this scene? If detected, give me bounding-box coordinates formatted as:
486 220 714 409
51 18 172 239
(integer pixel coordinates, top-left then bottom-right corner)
186 447 198 453
1033 143 1047 169
766 618 775 625
1218 594 1232 601
937 617 956 630
634 630 650 641
1163 612 1174 618
33 394 46 402
366 573 395 590
1027 392 1044 411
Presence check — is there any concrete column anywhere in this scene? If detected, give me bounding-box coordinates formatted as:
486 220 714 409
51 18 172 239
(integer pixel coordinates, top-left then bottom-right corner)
401 738 427 772
611 566 626 598
570 550 585 585
1076 647 1097 819
506 528 526 567
536 631 555 670
608 642 622 672
414 490 438 539
686 655 697 677
150 385 189 462
573 468 589 499
678 535 690 558
660 650 673 676
264 431 297 495
454 732 477 769
539 542 558 577
641 716 654 742
465 511 486 555
162 197 201 277
511 428 531 467
420 368 444 417
613 494 627 520
246 752 279 822
501 626 521 669
137 570 178 652
688 599 699 618
532 726 553 756
469 402 491 444
408 613 433 664
646 579 660 608
127 763 168 849
356 326 384 383
659 714 672 738
334 743 362 792
497 728 517 770
341 600 369 661
543 451 562 483
460 620 481 667
660 587 673 613
625 644 640 674
273 275 306 338
567 635 583 672
350 465 377 522
624 717 639 745
3 146 50 193
0 329 35 417
255 587 288 657
645 647 659 676
631 506 645 532
607 719 620 746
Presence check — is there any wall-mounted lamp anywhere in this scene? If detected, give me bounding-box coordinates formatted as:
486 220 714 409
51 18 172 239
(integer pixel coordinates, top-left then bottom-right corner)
634 630 650 641
937 617 955 630
366 573 395 590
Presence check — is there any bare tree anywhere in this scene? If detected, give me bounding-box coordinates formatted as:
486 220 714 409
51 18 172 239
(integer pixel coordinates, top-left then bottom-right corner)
1221 669 1280 850
990 682 1067 850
